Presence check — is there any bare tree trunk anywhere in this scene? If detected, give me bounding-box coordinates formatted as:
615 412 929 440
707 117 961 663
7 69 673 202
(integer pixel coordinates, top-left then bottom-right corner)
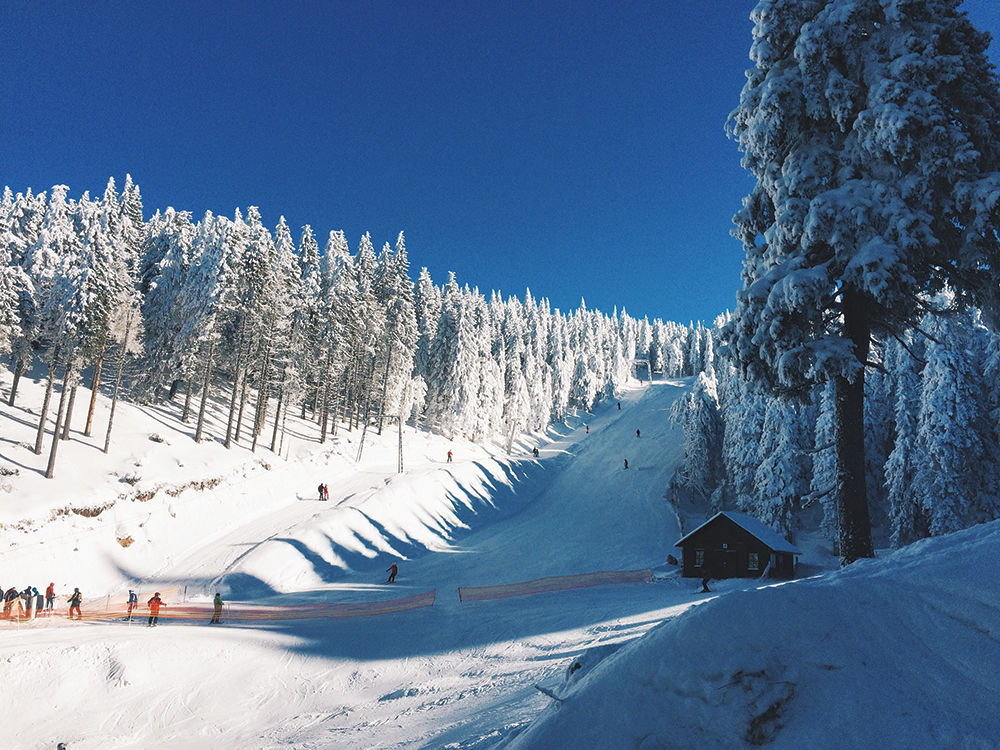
84 329 108 436
252 338 273 452
195 340 216 444
319 350 334 443
182 378 193 422
834 284 875 566
270 385 284 453
61 385 78 439
46 360 74 479
34 347 61 455
377 346 393 436
224 316 249 449
8 355 27 406
104 313 134 454
235 364 251 443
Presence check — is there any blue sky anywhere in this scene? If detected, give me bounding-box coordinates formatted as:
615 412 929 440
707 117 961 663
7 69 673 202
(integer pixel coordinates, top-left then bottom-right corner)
3 1 999 325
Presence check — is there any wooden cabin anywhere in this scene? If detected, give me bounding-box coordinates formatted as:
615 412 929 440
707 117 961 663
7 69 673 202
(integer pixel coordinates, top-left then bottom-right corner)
674 512 802 580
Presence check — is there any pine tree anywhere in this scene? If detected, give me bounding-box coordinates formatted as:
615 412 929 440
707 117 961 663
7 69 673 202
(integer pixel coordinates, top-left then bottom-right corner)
726 0 1000 563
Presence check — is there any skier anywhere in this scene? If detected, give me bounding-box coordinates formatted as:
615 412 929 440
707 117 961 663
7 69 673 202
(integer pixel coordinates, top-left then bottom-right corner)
617 402 621 410
147 592 166 626
385 564 398 584
532 446 539 458
45 582 55 610
323 483 329 501
624 458 628 470
586 425 589 434
211 592 224 624
701 567 712 593
3 587 14 617
68 588 83 620
21 585 34 618
318 483 325 501
447 450 453 463
636 429 640 438
127 590 138 620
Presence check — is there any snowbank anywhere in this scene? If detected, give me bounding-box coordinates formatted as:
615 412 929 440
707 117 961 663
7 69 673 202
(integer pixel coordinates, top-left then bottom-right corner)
505 521 1000 750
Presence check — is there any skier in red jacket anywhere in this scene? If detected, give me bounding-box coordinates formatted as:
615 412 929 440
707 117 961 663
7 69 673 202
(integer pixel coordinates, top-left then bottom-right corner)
147 593 166 627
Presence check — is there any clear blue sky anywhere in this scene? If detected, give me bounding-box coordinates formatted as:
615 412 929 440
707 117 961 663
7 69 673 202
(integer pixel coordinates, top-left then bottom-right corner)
3 1 999 324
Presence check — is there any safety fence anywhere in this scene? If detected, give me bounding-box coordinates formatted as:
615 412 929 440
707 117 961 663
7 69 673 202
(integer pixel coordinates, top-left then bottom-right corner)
457 568 654 603
3 567 654 625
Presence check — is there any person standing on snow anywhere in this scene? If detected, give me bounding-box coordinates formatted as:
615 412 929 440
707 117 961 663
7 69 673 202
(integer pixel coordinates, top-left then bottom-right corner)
68 588 83 620
45 582 55 610
323 484 329 501
147 592 166 626
636 429 640 438
447 450 452 463
701 567 712 593
624 459 629 469
127 590 138 620
211 593 224 624
385 564 398 584
318 483 325 501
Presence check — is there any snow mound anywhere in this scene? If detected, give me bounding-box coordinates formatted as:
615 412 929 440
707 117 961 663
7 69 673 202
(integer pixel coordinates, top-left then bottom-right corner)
505 520 1000 750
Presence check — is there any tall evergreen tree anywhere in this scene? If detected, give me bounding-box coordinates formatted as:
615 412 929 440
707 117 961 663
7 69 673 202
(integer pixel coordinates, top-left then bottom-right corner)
726 0 1000 563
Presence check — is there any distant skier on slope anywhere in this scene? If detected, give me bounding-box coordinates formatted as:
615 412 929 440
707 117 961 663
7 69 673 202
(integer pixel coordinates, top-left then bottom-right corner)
127 590 138 620
624 459 628 469
385 564 398 584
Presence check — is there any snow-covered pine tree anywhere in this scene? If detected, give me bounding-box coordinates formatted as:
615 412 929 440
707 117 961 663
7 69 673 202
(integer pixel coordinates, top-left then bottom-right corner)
913 309 999 535
726 0 1000 563
883 332 926 547
671 368 724 500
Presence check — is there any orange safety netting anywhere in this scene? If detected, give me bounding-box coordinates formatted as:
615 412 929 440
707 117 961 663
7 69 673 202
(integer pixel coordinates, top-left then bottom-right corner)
2 588 437 624
457 569 653 602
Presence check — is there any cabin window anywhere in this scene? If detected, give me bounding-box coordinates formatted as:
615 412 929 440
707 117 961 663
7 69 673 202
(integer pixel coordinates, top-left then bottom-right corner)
694 549 704 567
770 553 777 570
748 552 759 571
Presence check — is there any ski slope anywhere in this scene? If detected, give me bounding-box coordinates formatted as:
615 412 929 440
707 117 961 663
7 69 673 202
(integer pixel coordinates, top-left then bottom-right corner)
3 371 997 749
0 375 699 749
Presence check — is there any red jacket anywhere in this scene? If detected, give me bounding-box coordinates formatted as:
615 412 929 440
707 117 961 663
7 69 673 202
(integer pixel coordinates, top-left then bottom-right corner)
148 596 165 613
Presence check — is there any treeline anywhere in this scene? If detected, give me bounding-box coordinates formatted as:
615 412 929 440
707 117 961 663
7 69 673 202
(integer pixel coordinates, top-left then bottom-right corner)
0 178 710 476
672 306 1000 551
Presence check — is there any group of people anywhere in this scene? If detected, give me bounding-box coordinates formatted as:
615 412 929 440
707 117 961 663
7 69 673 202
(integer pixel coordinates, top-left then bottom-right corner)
317 483 330 501
1 585 226 626
2 582 57 620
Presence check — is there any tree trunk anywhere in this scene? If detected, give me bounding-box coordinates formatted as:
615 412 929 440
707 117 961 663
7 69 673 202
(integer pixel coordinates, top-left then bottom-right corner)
195 340 216 443
61 385 78 439
46 361 74 479
84 329 108 436
270 385 284 453
182 379 193 422
235 364 250 443
8 355 26 406
104 315 134 454
224 316 249 449
834 284 875 565
34 348 60 455
377 346 393 436
252 338 273 451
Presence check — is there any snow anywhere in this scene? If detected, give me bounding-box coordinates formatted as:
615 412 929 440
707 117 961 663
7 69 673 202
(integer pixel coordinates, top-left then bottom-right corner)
2 369 997 748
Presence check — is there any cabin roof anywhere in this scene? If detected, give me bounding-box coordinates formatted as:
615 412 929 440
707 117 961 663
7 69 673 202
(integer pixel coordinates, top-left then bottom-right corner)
675 511 802 555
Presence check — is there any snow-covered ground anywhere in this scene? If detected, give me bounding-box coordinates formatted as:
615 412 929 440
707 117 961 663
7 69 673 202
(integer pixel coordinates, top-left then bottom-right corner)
2 369 997 749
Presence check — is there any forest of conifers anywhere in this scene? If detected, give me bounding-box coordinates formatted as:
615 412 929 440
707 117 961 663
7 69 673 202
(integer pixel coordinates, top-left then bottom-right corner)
2 177 997 551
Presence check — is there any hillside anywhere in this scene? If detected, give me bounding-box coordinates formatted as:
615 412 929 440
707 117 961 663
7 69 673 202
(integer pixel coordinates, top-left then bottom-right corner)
2 369 996 749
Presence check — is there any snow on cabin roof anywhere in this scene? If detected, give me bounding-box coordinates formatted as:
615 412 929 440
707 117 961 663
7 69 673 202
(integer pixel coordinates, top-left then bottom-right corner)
675 511 802 555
